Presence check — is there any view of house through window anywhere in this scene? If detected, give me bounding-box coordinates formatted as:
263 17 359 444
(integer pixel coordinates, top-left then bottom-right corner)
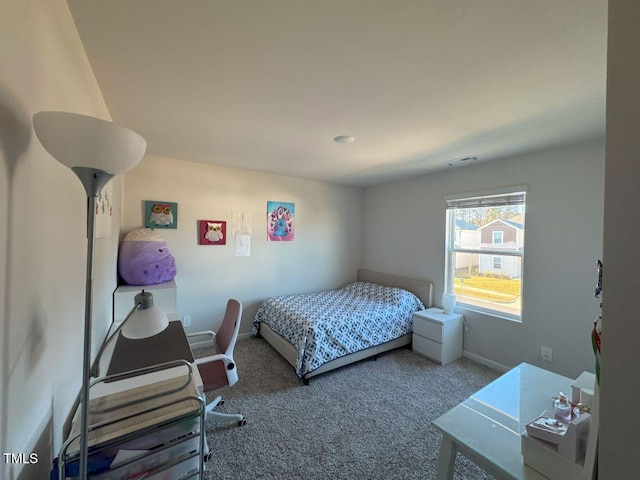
445 187 526 320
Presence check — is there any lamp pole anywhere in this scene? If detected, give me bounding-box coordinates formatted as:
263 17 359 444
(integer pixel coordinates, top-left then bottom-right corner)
76 168 113 480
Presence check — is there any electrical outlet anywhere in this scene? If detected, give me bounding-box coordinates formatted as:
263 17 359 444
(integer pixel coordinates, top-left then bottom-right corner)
541 345 553 362
182 315 191 327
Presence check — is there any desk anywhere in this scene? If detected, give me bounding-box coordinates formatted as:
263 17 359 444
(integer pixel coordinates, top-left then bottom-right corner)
91 314 202 398
432 363 572 480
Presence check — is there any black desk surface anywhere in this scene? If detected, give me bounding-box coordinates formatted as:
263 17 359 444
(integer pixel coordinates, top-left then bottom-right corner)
107 321 195 377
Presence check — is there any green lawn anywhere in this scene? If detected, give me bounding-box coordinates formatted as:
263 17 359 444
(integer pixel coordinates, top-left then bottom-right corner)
453 275 521 303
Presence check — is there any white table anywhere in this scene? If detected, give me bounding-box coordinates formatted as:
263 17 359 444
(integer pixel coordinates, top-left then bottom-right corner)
432 363 573 480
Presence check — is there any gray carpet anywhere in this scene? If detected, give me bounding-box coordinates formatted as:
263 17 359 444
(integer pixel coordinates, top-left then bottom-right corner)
200 338 500 479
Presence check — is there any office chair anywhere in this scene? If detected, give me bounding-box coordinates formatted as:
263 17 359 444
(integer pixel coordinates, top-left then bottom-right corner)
187 299 246 427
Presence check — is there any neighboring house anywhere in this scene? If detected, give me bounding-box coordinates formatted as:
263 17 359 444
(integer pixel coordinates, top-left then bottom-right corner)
478 218 524 278
454 219 479 271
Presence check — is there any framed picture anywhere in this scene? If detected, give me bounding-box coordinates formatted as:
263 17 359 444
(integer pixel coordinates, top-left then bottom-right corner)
145 201 178 229
199 220 226 245
267 201 295 241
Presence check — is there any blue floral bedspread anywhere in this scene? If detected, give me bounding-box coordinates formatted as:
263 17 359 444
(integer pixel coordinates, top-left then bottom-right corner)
252 282 425 378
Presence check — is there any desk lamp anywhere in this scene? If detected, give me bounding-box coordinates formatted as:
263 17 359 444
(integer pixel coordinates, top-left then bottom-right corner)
33 111 146 480
91 290 169 378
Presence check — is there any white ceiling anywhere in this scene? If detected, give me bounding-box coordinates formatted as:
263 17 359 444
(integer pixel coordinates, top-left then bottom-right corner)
66 0 607 187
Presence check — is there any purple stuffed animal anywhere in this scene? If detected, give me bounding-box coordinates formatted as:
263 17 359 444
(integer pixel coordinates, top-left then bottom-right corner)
118 228 177 285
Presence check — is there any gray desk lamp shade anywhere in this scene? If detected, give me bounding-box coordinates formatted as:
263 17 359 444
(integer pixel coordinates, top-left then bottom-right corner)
33 111 146 480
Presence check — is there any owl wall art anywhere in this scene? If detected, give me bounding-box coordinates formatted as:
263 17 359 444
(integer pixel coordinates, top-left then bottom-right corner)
199 220 227 245
145 201 178 229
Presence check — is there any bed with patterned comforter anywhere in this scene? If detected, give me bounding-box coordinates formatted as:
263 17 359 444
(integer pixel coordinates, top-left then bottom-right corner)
252 281 425 379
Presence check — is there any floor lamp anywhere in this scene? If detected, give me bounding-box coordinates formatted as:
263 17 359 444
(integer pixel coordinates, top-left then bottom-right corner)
33 111 146 479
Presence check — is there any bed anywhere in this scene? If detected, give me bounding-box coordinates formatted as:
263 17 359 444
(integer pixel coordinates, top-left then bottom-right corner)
252 269 433 384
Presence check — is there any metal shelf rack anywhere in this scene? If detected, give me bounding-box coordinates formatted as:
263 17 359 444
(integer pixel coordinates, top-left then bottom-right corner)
57 360 205 480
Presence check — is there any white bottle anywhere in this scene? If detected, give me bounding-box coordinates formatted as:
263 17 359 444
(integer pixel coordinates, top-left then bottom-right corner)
554 392 572 421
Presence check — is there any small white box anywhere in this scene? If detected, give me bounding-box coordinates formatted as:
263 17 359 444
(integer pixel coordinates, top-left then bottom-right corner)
525 410 591 462
571 371 596 408
522 432 585 480
526 416 569 444
580 389 594 407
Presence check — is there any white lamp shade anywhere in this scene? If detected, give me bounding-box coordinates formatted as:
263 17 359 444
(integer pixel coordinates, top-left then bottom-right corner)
442 293 457 314
122 304 169 339
33 111 146 174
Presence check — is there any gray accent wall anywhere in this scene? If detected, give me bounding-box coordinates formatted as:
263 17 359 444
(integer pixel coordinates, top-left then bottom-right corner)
362 139 605 379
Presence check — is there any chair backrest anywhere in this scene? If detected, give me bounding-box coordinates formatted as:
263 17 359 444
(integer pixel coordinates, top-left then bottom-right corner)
198 299 243 393
215 298 242 356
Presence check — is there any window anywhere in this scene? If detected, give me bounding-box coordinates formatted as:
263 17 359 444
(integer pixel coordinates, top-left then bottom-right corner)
445 186 526 321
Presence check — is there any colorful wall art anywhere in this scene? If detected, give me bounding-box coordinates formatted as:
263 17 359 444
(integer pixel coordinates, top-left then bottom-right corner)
145 200 178 229
267 201 295 241
199 220 226 245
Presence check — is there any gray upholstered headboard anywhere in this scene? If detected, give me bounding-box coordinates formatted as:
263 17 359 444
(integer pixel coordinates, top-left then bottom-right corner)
357 269 433 308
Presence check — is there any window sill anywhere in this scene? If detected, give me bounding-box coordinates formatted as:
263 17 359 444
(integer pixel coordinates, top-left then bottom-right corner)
455 302 522 323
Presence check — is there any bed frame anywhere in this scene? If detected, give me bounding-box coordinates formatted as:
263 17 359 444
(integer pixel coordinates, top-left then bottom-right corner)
258 269 433 384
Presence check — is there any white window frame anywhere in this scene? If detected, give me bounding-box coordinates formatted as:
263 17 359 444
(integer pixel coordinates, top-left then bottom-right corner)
492 231 503 244
492 256 503 270
444 186 526 322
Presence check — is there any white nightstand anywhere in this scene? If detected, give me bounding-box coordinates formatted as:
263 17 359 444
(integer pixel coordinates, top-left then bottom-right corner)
412 307 463 365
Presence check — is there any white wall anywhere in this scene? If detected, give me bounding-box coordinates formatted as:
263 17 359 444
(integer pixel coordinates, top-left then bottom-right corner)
363 139 604 378
600 0 640 477
122 155 363 337
0 1 123 478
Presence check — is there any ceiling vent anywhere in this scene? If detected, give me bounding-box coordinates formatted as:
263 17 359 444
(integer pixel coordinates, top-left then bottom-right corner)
447 156 477 168
333 135 355 144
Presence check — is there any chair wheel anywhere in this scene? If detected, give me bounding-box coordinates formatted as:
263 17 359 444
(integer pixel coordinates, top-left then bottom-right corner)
238 418 247 426
204 451 212 462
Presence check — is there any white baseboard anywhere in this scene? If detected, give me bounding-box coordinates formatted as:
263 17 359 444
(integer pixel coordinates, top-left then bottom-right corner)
190 332 251 350
463 350 510 373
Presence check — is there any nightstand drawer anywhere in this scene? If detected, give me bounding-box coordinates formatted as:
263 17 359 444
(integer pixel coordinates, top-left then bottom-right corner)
412 335 442 362
413 317 443 342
